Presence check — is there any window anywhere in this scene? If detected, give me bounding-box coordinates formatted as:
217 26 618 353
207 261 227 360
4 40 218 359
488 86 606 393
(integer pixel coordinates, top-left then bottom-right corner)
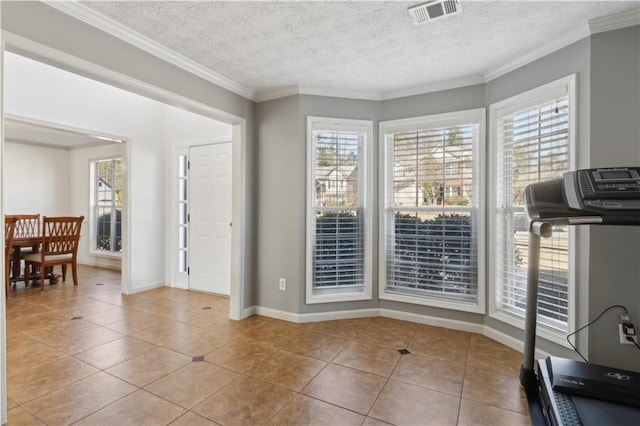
306 117 373 304
379 109 485 313
490 75 576 343
91 158 123 255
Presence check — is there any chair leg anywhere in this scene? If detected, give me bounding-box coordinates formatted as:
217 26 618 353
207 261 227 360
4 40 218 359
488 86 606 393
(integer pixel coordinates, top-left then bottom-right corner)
40 264 46 292
24 263 30 286
72 263 78 287
62 264 67 282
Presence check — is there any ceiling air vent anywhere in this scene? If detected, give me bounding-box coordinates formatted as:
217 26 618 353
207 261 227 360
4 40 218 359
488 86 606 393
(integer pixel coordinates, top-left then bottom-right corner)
408 0 461 25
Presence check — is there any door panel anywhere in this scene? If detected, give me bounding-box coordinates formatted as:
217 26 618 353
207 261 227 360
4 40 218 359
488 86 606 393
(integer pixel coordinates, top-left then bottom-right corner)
189 143 232 295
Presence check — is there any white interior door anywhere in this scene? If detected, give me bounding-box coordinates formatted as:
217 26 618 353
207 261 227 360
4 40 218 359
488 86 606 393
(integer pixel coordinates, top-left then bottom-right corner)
189 142 232 295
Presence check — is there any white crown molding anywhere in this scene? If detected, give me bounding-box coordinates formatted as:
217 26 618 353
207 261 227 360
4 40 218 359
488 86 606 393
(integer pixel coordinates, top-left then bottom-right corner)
483 26 590 83
589 7 640 35
381 75 485 100
45 1 256 101
297 86 382 101
255 85 300 103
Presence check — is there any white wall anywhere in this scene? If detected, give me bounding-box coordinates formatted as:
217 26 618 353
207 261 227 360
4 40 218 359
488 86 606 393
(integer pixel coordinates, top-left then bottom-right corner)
3 51 231 291
3 141 70 216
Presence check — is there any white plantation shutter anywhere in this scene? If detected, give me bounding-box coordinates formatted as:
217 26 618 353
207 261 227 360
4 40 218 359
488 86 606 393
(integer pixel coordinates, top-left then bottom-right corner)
307 117 372 303
380 109 485 311
495 90 573 332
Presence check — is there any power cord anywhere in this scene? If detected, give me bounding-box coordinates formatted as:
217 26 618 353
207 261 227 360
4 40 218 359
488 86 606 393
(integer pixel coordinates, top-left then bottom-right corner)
566 305 629 363
626 336 640 352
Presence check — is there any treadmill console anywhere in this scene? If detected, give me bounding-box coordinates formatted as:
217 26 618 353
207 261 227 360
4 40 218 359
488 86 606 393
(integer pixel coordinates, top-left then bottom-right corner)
564 167 640 212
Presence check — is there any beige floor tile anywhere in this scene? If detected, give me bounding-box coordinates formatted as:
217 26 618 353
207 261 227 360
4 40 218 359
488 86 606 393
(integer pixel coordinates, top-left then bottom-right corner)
462 366 529 414
205 338 278 373
22 372 137 425
366 317 420 335
7 406 46 425
80 307 127 325
362 417 393 426
458 399 531 426
247 350 327 391
105 313 174 335
268 394 365 425
8 356 99 404
301 364 386 414
162 327 236 357
467 334 523 377
308 317 373 339
52 326 124 355
74 389 186 426
145 361 239 409
7 398 18 410
408 325 470 364
193 376 294 425
133 321 202 347
106 347 192 387
333 340 401 377
355 329 414 350
369 379 460 425
73 336 158 369
286 332 350 361
170 411 219 426
391 353 465 396
7 337 68 378
243 320 307 348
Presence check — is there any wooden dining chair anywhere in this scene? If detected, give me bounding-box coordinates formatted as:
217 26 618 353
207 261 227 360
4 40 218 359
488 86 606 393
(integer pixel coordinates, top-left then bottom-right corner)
24 216 84 292
4 217 18 297
5 214 40 283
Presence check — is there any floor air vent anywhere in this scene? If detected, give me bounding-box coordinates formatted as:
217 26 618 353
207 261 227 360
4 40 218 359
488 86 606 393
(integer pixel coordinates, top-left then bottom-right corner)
408 0 461 25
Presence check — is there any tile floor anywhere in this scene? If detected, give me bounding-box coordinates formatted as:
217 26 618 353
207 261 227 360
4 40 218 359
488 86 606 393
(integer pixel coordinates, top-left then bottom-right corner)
5 265 530 425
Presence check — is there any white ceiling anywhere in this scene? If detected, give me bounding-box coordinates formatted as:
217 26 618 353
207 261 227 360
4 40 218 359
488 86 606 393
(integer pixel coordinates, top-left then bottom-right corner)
66 1 640 100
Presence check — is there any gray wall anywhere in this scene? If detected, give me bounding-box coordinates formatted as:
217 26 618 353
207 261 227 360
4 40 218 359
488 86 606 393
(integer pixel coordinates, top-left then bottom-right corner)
587 26 640 370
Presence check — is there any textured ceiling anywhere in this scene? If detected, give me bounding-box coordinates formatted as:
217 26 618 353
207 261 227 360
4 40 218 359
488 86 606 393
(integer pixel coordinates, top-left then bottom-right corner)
80 1 640 98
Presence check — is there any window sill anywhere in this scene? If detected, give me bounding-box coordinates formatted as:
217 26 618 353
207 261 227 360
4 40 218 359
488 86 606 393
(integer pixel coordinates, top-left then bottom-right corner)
380 289 485 314
306 288 372 304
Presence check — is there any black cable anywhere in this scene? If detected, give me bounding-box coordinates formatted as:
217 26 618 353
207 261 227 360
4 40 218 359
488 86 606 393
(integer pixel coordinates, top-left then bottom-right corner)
626 336 640 351
566 304 629 363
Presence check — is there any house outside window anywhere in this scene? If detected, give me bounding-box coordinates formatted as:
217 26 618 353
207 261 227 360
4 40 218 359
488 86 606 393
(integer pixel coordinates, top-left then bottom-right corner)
92 158 123 255
306 117 373 304
379 109 486 313
489 75 576 345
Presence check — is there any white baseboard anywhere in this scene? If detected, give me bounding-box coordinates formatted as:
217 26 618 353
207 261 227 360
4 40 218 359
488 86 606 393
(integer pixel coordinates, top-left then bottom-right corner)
125 281 165 295
245 304 560 357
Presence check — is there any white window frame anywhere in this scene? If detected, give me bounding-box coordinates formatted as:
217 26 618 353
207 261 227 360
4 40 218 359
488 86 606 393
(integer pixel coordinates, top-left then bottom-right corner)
89 157 123 258
378 108 486 314
489 74 577 347
306 116 373 304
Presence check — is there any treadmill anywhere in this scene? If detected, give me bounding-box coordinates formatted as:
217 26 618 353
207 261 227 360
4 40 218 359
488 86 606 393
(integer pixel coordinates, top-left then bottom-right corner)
521 166 640 426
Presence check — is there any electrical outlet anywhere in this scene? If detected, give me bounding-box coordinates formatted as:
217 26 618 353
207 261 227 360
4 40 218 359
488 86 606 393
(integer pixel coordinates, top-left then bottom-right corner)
279 278 286 291
619 323 638 345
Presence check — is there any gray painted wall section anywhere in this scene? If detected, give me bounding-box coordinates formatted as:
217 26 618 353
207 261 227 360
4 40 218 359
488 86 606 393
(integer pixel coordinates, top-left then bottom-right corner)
588 26 640 371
